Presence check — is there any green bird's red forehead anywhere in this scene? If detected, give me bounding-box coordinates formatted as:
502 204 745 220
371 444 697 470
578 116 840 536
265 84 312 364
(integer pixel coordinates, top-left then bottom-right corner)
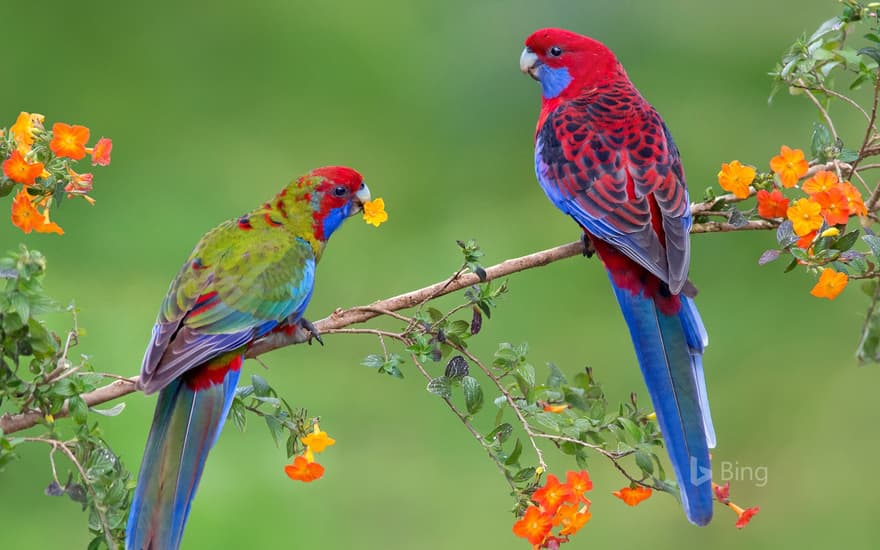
308 165 364 191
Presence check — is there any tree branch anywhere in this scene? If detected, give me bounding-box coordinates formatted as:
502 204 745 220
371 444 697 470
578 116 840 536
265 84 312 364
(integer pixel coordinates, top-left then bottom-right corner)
0 202 776 435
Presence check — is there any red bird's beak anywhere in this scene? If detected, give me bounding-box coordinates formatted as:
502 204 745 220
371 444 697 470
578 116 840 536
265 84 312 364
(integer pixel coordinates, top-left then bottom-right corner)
351 183 371 215
520 47 540 80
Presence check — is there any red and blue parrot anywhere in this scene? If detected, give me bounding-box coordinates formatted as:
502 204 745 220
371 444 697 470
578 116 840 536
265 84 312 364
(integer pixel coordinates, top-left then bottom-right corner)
126 166 371 549
520 29 715 525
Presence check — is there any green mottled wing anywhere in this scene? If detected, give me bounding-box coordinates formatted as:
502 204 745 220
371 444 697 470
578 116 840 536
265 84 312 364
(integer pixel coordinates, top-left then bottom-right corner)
139 220 316 394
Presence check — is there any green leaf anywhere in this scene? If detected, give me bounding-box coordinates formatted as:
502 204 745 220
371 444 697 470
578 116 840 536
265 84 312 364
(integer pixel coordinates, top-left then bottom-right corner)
777 220 798 248
858 46 880 64
264 415 283 446
426 376 452 399
512 467 536 483
69 396 88 424
811 122 833 159
832 229 860 251
505 438 523 466
635 450 655 475
360 354 386 369
229 399 246 431
462 376 483 415
545 362 567 388
533 412 561 432
863 234 880 259
251 374 271 397
617 417 642 443
447 320 470 337
487 423 513 443
514 363 535 396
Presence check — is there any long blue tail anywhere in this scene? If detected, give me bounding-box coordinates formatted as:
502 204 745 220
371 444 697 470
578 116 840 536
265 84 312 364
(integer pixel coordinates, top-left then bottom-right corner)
610 280 715 526
126 356 242 550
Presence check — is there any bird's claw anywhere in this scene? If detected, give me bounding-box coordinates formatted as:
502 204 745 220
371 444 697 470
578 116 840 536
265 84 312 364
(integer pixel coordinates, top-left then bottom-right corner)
580 233 596 258
298 317 323 346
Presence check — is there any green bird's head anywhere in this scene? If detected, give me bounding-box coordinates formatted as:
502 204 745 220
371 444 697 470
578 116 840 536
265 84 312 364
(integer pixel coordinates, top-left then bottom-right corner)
279 166 371 243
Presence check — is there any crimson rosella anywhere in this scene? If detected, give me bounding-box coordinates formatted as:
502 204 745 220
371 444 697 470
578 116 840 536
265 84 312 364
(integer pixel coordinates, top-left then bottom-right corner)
520 29 715 525
126 166 371 549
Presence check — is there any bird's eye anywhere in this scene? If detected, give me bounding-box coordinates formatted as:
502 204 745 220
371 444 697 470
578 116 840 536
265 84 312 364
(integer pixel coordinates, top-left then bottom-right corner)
332 185 348 197
548 46 563 57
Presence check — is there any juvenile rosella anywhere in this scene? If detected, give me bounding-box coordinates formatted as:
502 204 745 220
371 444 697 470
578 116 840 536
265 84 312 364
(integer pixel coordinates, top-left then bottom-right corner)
520 29 715 525
126 166 371 549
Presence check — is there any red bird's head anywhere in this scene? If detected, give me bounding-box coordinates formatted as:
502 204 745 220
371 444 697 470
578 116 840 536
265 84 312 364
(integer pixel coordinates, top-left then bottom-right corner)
520 28 623 102
295 165 371 241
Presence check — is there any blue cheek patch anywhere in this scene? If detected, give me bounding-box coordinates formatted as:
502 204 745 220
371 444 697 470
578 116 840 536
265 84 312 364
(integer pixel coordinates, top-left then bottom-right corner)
321 203 352 238
540 66 573 99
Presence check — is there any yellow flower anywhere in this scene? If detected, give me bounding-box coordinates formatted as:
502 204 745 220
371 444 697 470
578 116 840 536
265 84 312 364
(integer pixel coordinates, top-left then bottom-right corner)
301 423 336 453
717 161 755 199
769 145 808 188
786 198 823 236
810 268 848 300
10 111 45 154
362 197 388 227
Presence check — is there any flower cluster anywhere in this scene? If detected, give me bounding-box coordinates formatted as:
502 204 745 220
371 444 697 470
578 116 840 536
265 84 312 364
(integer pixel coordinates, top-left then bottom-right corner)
1 111 112 235
713 483 760 529
284 423 335 482
512 471 592 549
718 145 869 301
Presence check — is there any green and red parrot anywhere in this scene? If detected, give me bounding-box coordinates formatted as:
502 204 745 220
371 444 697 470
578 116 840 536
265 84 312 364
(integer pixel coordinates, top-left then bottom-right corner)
520 29 716 525
126 166 371 549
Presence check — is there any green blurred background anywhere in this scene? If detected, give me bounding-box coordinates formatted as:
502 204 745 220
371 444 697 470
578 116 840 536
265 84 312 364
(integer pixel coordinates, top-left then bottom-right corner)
3 1 879 548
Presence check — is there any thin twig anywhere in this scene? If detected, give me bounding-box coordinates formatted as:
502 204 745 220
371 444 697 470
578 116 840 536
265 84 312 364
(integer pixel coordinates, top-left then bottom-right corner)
23 437 117 550
450 344 548 471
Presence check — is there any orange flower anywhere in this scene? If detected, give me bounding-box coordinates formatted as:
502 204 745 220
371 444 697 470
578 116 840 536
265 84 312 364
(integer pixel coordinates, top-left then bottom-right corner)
786 198 823 236
813 187 850 225
2 150 45 185
552 504 591 536
733 505 760 529
301 423 336 453
713 482 731 504
284 455 325 482
10 111 45 154
838 181 867 216
10 189 63 235
50 122 90 160
756 189 789 219
717 160 755 199
612 486 652 506
796 230 817 249
810 268 848 300
532 474 572 513
565 470 592 503
90 137 112 166
512 505 552 546
769 145 808 187
542 403 569 413
802 170 838 195
65 167 95 202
